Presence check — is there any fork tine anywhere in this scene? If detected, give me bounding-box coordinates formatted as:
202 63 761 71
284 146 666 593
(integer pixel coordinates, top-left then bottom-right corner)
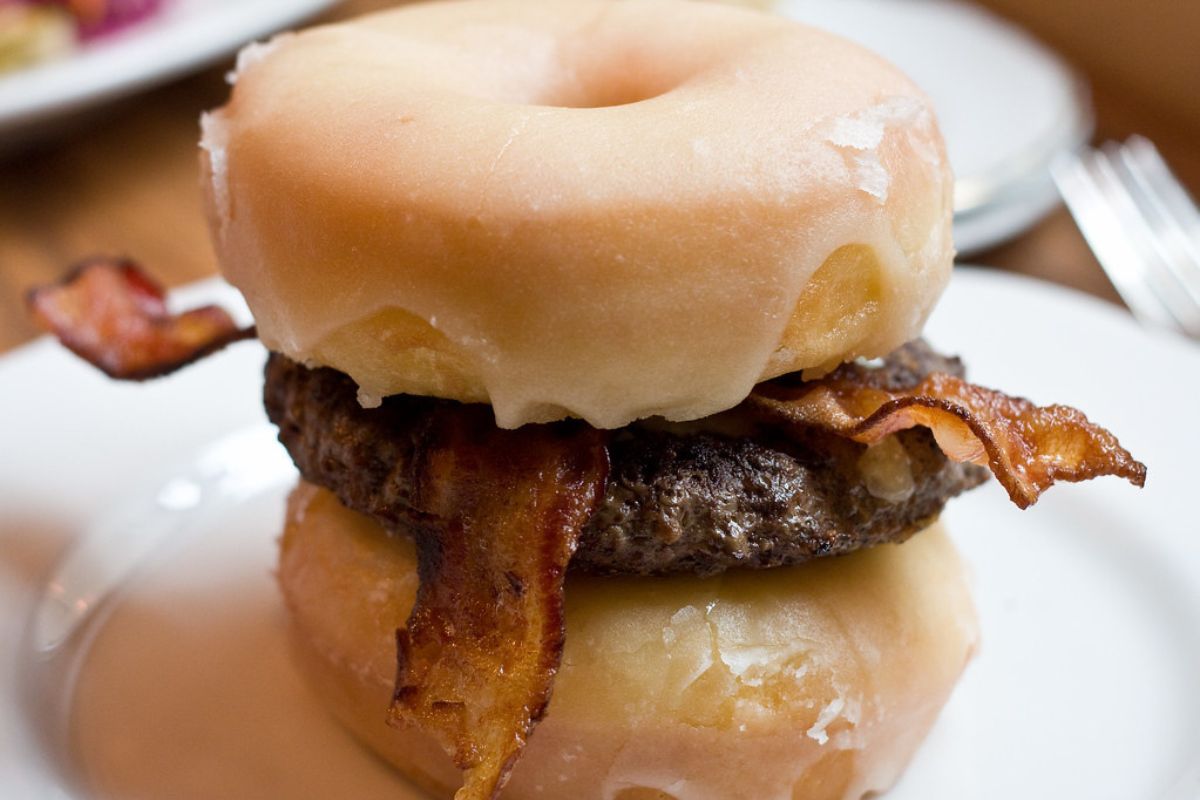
1052 150 1179 332
1105 138 1200 337
1115 137 1200 290
1087 146 1200 337
1124 135 1200 241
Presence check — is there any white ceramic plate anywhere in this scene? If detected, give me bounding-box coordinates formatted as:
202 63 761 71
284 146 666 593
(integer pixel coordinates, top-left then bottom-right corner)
2 268 1198 799
774 0 1091 254
0 0 336 145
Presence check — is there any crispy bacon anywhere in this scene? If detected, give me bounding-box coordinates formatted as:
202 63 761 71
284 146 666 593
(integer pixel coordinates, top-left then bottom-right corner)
26 257 255 380
749 370 1146 509
390 410 608 800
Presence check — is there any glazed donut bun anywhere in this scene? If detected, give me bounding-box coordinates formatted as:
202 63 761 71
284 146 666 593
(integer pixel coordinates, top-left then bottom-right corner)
202 0 954 429
279 483 978 800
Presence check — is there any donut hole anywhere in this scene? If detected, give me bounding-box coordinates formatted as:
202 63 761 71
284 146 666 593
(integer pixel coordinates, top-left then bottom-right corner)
448 27 692 109
538 74 677 109
531 37 699 109
461 61 680 109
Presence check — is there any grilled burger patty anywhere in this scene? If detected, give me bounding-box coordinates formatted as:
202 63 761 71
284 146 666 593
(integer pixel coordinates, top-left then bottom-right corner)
264 342 988 576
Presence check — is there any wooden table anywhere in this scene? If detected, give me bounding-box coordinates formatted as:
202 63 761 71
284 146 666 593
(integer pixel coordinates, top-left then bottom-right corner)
3 0 1198 355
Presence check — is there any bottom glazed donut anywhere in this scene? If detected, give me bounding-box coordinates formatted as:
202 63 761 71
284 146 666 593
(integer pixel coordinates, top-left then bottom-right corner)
278 482 978 800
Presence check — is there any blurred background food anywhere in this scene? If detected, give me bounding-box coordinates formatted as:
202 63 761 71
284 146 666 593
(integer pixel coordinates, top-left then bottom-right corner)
0 0 337 146
1 0 1198 353
0 5 74 74
0 0 163 75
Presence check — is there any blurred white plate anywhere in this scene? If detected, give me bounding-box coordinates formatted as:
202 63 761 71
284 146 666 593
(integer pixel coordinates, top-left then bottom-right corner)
776 0 1091 254
0 0 336 144
1 269 1197 799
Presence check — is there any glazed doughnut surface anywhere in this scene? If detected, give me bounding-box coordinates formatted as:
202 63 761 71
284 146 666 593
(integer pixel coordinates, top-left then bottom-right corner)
203 0 953 428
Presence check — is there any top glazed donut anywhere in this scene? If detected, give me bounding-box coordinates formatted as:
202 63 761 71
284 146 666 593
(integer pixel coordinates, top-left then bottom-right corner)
202 0 953 429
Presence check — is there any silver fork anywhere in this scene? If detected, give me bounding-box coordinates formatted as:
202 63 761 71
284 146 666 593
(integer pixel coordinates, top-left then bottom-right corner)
1051 135 1200 340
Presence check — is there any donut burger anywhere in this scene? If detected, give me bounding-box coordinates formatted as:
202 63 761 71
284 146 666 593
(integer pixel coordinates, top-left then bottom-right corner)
27 1 1145 799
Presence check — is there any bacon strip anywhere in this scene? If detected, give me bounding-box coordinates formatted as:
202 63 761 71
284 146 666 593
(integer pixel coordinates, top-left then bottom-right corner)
749 371 1146 509
390 411 608 800
26 257 255 380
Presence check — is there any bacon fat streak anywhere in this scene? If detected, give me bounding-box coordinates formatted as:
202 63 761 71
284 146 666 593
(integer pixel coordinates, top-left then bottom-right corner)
26 258 254 380
390 412 607 799
749 368 1146 509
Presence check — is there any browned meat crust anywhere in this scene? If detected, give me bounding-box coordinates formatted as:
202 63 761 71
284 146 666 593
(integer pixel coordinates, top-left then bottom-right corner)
264 342 988 576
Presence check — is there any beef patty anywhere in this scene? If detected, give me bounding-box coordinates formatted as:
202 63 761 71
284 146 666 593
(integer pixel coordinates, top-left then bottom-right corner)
264 341 988 576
